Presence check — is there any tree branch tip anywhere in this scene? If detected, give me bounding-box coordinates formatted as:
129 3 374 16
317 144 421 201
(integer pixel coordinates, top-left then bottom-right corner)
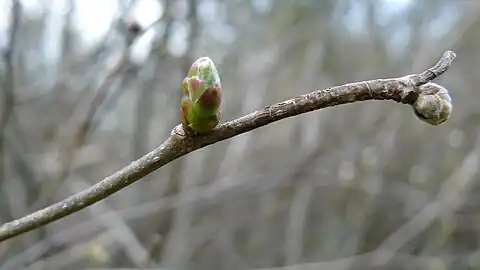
442 50 457 61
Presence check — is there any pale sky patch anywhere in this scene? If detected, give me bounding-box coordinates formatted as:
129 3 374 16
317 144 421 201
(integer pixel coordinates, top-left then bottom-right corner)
73 0 119 45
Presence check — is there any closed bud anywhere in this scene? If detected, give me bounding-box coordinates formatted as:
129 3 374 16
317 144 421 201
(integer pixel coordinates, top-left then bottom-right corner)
181 57 222 134
412 82 452 126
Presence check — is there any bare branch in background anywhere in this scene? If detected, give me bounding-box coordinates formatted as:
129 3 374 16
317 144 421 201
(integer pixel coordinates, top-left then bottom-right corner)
262 130 479 270
141 0 200 267
369 131 480 266
29 17 150 211
182 0 200 73
0 0 22 260
410 5 480 72
0 0 21 187
0 50 456 242
29 43 128 211
131 0 177 162
66 178 147 267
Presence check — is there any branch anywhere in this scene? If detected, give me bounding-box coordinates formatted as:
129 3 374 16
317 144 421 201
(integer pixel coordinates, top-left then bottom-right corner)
0 50 457 242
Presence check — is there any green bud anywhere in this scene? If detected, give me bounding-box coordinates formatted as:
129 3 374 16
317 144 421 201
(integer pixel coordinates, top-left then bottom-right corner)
181 57 222 134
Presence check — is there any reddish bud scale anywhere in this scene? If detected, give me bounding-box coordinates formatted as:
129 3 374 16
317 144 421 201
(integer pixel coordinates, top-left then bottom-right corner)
188 77 203 98
199 86 221 108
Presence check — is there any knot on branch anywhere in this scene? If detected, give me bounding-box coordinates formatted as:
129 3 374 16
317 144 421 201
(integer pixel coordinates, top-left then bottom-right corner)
171 124 198 150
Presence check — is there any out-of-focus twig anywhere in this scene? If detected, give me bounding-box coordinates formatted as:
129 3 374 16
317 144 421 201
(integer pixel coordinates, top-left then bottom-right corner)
66 178 147 267
29 49 130 212
182 0 200 74
86 0 140 61
29 11 159 212
0 0 22 259
368 130 480 266
256 249 466 270
0 50 457 242
0 152 440 270
88 15 165 135
410 5 480 72
140 0 198 267
0 0 21 187
131 0 173 159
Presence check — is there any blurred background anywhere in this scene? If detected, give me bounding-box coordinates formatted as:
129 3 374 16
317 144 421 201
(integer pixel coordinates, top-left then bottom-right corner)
0 0 480 269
